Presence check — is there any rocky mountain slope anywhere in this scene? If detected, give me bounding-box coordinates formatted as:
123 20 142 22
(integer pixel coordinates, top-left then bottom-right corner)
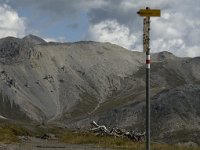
0 35 199 144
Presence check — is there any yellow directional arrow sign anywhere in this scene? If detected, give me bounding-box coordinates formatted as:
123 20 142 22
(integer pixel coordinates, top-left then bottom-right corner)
137 9 161 17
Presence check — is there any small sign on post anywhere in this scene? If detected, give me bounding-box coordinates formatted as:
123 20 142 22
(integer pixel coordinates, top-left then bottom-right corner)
137 9 161 17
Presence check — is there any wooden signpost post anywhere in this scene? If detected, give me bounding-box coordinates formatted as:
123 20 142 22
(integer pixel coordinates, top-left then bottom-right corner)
137 7 161 150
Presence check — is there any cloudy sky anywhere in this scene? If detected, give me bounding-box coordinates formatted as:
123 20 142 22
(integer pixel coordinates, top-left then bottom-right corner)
0 0 199 57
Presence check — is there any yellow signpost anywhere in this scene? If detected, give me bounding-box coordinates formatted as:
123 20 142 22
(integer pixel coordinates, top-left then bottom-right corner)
137 7 161 150
137 9 161 17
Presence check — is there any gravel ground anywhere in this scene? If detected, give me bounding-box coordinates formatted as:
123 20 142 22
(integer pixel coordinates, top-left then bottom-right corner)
0 137 112 150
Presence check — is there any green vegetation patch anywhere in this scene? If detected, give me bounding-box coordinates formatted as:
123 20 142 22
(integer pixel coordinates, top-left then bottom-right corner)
0 123 31 143
0 122 65 143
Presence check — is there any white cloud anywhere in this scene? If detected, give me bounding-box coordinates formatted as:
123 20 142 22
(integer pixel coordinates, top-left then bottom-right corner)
45 37 67 43
78 0 108 11
0 4 26 38
151 38 185 54
88 20 137 50
150 9 200 57
184 46 200 58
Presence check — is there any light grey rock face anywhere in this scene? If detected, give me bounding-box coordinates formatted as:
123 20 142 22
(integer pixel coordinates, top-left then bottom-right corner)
0 35 200 144
0 36 145 123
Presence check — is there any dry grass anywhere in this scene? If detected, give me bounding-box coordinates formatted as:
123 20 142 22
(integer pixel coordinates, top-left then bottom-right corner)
61 131 200 150
0 122 199 150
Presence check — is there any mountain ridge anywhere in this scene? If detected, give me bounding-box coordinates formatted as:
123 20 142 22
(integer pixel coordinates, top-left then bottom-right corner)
0 35 199 144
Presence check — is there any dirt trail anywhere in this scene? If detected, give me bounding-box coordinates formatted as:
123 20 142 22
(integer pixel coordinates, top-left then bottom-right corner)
0 137 112 150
